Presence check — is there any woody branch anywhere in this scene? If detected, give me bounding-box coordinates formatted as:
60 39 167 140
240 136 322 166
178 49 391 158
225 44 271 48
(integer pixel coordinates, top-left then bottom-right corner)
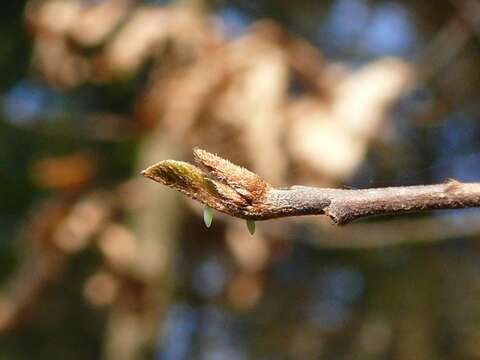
141 149 480 225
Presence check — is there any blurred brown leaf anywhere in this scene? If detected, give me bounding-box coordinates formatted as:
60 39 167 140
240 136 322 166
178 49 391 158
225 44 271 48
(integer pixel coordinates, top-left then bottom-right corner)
32 152 95 192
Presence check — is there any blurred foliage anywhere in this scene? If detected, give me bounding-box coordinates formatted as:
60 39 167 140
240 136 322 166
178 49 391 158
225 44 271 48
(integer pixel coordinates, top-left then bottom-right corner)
1 0 480 359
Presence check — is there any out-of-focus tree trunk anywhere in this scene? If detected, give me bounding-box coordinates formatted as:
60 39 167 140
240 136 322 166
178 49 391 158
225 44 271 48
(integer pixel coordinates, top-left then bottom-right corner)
103 130 183 360
393 276 436 360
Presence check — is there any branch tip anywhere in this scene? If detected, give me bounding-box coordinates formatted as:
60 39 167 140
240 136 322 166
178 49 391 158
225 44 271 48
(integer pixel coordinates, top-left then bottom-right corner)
140 149 272 219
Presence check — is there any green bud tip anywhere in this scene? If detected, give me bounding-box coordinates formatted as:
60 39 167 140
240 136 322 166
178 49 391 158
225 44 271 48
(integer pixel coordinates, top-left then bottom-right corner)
203 205 214 228
246 220 256 235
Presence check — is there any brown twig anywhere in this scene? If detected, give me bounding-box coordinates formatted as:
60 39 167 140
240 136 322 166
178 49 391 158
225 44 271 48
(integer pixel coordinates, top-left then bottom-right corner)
141 149 480 225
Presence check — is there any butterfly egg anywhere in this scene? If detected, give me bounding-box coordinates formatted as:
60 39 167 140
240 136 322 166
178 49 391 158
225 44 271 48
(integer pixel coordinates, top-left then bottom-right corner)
203 205 214 228
246 220 256 235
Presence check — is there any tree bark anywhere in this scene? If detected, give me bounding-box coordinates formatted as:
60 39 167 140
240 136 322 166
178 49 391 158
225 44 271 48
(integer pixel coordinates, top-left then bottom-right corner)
265 182 480 224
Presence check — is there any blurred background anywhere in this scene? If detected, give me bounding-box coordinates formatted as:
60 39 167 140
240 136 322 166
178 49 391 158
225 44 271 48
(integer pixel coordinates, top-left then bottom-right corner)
1 0 480 359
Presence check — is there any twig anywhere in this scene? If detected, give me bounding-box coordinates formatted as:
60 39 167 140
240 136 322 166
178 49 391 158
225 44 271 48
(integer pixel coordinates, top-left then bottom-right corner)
141 149 480 225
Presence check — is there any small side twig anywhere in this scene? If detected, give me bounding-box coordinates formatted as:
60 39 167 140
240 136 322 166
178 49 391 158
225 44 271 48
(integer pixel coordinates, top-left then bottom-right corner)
141 149 480 225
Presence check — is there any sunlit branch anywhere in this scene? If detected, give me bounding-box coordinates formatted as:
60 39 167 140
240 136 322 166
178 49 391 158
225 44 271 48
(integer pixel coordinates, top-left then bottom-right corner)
141 149 480 225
